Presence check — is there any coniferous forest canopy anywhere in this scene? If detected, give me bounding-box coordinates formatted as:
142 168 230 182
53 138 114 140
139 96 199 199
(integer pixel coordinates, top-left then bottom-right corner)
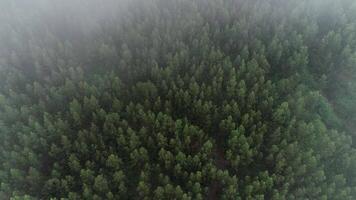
1 0 356 199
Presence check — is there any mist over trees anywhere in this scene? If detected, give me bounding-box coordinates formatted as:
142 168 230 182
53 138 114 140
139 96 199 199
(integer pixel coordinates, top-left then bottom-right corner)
1 0 356 199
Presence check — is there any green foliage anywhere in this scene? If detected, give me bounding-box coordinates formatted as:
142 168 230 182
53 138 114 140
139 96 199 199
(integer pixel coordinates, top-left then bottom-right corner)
0 0 356 199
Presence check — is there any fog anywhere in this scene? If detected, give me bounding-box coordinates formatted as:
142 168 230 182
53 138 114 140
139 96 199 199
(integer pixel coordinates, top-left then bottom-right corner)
0 0 356 199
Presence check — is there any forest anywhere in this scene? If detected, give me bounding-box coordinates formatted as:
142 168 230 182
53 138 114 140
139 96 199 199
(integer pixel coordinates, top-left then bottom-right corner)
1 0 356 199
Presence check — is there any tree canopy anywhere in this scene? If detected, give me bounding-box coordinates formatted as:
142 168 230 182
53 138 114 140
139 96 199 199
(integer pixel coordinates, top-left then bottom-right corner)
1 0 356 199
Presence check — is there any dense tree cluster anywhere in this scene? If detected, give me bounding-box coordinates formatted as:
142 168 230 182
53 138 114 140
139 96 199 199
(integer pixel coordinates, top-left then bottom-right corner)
1 0 356 199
